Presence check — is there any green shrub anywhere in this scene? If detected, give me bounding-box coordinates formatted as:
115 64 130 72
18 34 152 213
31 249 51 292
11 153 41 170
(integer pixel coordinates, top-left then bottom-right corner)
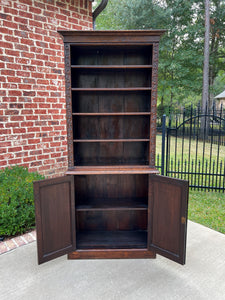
0 166 44 237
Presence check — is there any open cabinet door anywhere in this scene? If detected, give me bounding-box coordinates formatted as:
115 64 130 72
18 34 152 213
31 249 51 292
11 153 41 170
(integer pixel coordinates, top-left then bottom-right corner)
149 175 188 265
34 176 76 264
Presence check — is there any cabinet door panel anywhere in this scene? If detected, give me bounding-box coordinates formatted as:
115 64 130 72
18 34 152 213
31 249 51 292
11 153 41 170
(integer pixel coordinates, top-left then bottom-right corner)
34 176 75 264
149 175 188 265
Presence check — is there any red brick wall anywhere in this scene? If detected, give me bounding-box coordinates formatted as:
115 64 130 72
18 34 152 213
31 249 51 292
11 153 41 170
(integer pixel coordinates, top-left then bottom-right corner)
0 0 93 177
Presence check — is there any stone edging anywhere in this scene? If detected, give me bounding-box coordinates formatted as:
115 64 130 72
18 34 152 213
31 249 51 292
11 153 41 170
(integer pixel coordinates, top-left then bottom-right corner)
0 230 36 255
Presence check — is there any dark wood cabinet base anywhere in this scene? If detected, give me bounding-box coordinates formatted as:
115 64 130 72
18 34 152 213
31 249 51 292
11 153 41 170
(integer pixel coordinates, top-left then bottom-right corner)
68 249 156 260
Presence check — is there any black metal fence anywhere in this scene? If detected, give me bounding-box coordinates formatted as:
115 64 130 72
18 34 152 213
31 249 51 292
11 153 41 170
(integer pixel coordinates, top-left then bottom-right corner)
156 103 225 192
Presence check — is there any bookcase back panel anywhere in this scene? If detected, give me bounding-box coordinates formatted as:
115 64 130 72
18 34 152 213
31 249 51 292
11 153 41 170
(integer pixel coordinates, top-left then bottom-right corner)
71 69 151 89
73 116 149 139
71 46 153 65
75 174 148 200
72 91 151 113
74 141 149 165
76 231 148 249
75 174 148 248
76 210 147 231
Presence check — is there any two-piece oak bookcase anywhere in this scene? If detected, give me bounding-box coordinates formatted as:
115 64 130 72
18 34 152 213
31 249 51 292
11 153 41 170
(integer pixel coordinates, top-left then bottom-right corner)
34 31 189 265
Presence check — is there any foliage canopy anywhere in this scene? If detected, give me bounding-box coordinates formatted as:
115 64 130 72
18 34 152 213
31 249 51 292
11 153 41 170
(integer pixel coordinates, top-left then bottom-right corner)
94 0 225 112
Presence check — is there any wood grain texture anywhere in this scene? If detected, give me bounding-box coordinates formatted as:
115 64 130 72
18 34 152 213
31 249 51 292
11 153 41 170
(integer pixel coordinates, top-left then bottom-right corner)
71 65 153 69
72 113 151 115
70 45 153 65
73 139 149 142
74 174 148 200
72 91 151 114
66 165 159 175
57 31 192 264
149 175 189 265
76 197 148 211
149 43 159 167
34 176 75 264
73 115 150 140
62 31 163 168
64 43 74 168
76 231 148 249
73 141 150 165
71 68 151 89
76 211 147 232
58 30 166 44
33 31 190 266
71 87 152 91
68 249 156 259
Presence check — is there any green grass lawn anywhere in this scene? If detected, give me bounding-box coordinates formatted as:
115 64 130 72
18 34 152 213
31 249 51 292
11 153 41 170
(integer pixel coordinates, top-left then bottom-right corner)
188 190 225 234
156 134 225 164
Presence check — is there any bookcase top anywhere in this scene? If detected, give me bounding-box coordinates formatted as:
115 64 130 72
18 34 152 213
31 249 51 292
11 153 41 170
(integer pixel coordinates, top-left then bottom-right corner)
58 30 166 44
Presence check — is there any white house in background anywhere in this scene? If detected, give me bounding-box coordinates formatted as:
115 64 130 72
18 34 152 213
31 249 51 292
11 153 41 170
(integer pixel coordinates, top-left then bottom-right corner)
215 90 225 109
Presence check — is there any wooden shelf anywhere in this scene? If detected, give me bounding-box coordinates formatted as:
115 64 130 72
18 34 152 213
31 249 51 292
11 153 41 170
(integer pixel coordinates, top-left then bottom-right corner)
72 112 151 116
71 65 152 69
76 230 147 249
71 88 152 92
66 165 159 175
73 139 149 143
76 197 148 211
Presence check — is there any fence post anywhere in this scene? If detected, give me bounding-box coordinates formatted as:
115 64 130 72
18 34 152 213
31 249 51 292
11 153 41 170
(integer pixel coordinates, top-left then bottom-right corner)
161 114 166 175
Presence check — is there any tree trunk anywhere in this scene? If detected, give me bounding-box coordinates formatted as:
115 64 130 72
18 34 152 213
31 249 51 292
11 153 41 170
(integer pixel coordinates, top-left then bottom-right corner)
201 0 210 137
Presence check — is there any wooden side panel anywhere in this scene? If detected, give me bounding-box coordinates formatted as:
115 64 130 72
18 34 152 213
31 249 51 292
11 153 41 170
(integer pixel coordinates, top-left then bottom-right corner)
149 43 159 167
64 43 74 168
149 175 188 265
34 176 75 264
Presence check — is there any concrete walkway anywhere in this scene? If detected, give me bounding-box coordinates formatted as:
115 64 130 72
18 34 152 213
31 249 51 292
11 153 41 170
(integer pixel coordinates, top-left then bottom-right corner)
0 221 224 300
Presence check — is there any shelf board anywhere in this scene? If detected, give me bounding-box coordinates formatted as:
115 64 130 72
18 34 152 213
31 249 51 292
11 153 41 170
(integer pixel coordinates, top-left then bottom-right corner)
71 87 152 92
73 139 149 143
71 65 152 69
72 112 151 116
76 197 148 211
66 165 159 175
76 230 147 249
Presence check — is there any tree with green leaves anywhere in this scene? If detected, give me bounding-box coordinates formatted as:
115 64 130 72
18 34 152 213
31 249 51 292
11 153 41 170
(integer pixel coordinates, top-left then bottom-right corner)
209 1 225 105
95 0 225 112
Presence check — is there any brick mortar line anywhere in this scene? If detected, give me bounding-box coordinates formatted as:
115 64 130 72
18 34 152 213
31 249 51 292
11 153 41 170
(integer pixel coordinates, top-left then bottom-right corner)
0 230 36 255
3 241 10 251
20 235 28 244
11 238 19 247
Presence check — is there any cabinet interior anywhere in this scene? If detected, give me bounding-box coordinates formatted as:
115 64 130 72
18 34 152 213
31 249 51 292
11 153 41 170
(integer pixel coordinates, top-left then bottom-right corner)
74 141 149 166
71 44 153 167
72 91 151 113
70 45 153 65
74 174 148 249
71 41 153 249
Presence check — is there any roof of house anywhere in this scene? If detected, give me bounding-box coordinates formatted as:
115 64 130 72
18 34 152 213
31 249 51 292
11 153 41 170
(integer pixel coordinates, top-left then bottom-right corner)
215 90 225 99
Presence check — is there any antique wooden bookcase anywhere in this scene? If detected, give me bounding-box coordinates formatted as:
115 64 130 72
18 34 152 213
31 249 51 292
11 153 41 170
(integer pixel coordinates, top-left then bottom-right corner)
34 31 189 265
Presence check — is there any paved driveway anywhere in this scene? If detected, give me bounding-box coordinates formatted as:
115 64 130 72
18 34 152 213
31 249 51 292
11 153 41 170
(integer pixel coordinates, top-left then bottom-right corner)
0 221 224 300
